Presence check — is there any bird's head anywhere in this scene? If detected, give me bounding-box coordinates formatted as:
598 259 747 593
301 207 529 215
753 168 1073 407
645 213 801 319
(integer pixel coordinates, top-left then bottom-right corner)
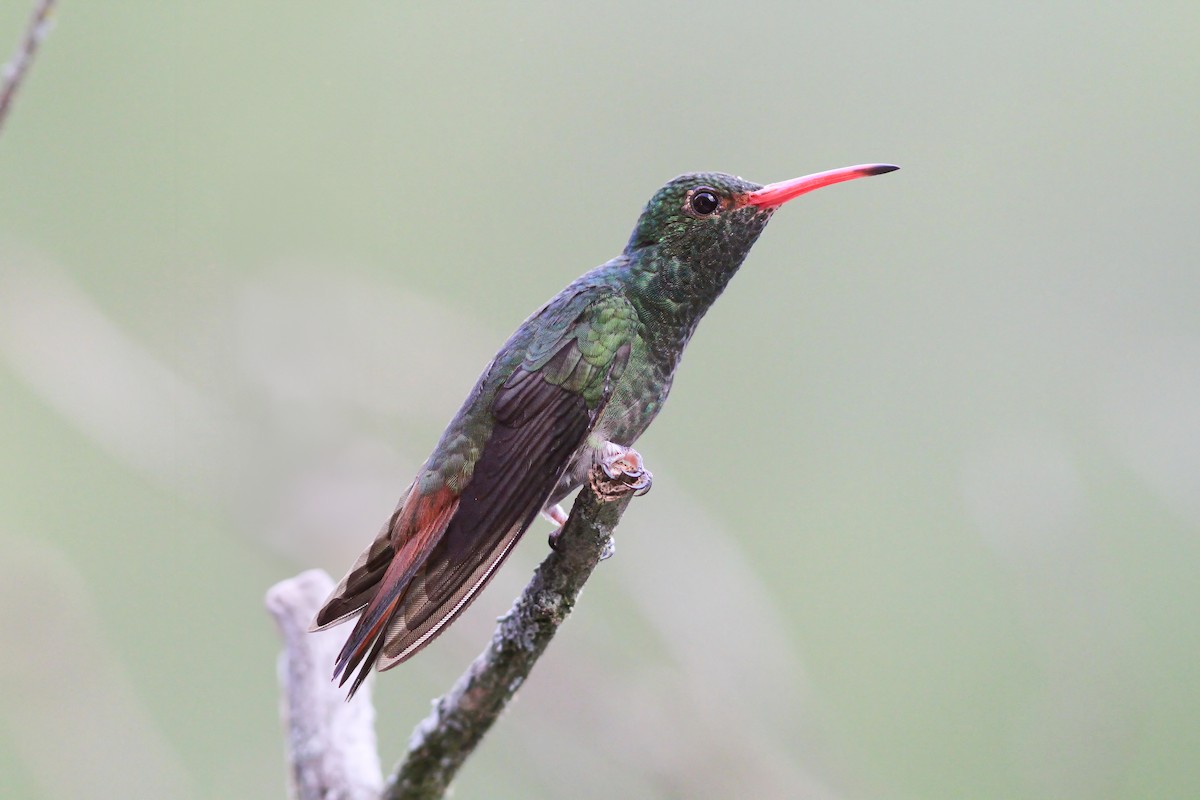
625 164 899 279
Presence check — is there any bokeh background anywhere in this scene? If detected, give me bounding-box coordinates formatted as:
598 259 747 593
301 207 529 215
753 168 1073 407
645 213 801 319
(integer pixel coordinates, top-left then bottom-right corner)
2 3 1198 798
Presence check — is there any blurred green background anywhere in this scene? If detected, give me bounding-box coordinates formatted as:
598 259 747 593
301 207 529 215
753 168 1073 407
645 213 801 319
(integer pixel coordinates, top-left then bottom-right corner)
2 2 1198 798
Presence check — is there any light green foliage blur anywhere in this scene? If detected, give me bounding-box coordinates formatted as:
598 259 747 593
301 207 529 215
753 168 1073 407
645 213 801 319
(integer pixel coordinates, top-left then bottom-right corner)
1 3 1198 799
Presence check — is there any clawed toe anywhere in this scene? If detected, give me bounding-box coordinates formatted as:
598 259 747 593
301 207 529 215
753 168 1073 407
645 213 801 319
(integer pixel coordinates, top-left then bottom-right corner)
599 536 616 561
590 444 654 500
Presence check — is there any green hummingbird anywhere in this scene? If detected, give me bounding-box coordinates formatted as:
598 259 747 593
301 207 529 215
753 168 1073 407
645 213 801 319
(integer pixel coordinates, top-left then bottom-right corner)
313 163 898 695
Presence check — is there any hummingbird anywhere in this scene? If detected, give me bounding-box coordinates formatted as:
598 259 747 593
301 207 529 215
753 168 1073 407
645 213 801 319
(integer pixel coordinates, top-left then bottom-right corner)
313 163 898 695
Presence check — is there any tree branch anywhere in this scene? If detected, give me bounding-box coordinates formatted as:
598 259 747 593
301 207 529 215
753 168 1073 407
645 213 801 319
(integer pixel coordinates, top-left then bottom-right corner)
384 483 634 800
268 467 641 800
0 0 57 136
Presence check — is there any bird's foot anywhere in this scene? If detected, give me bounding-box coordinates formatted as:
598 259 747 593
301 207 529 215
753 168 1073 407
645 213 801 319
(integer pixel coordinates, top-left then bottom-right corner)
550 444 648 552
541 503 568 527
599 536 616 561
590 443 653 500
545 504 570 551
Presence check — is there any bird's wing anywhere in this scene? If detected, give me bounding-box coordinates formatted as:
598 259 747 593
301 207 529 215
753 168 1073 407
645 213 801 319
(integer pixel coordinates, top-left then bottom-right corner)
319 291 637 695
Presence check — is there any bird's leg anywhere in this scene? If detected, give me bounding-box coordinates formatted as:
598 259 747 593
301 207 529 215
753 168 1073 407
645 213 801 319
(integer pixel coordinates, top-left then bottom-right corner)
544 503 570 552
590 441 653 499
548 443 651 555
588 442 651 560
541 504 568 527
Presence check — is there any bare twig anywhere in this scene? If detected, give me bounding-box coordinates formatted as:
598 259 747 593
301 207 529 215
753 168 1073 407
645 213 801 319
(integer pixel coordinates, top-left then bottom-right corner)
266 570 383 800
384 483 635 800
0 0 57 135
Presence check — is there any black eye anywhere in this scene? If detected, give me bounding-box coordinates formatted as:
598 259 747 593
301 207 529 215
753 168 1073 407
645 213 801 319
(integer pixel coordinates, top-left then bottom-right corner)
689 189 720 216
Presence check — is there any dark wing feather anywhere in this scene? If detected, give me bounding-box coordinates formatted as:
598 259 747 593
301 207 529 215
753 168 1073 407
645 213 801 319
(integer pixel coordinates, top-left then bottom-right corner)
373 347 607 669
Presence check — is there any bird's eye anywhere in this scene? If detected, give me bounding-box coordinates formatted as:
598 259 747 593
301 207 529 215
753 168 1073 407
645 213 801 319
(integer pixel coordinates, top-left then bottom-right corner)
688 189 721 217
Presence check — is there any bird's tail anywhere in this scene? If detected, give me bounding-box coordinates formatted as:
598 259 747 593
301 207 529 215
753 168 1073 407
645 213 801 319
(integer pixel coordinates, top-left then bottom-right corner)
311 482 459 697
